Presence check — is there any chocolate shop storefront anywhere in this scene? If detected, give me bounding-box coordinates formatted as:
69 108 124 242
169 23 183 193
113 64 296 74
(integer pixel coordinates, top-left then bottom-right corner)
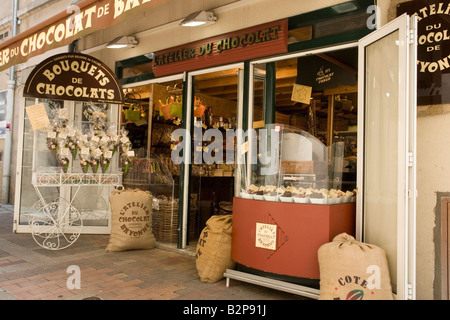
5 0 443 299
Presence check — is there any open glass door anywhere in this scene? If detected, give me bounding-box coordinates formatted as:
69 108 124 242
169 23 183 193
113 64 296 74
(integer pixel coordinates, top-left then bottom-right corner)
357 14 417 300
181 63 244 249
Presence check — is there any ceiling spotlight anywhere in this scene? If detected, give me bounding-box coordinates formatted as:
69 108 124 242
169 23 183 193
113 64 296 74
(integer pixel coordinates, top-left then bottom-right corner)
180 11 217 27
106 36 138 49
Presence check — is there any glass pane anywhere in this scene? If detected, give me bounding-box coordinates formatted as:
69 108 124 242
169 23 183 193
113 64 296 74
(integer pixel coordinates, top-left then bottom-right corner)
247 48 358 198
363 30 400 293
18 99 62 225
71 101 120 227
190 68 239 245
18 99 123 231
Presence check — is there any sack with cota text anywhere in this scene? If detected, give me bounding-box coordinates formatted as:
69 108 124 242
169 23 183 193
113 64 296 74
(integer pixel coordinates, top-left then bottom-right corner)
318 233 393 300
196 214 236 283
106 188 156 252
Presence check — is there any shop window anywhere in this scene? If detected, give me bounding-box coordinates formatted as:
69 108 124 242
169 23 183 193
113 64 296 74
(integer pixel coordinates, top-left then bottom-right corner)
116 54 155 85
248 46 358 194
287 0 375 51
16 98 122 237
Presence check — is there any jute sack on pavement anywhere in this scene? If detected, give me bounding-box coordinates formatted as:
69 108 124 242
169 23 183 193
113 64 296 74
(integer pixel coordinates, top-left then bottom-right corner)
196 214 235 283
318 233 393 300
106 189 156 252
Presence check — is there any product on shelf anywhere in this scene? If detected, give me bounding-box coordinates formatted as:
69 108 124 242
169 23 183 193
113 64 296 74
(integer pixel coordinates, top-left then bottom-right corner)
240 185 357 204
43 104 135 174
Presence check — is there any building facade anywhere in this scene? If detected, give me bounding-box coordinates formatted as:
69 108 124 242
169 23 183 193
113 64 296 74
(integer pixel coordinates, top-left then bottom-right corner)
0 0 447 300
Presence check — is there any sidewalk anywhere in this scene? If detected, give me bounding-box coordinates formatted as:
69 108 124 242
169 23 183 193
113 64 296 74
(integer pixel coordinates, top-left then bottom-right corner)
0 204 306 300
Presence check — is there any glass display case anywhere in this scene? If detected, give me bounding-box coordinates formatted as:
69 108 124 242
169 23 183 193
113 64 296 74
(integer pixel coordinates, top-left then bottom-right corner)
231 123 356 282
238 124 357 204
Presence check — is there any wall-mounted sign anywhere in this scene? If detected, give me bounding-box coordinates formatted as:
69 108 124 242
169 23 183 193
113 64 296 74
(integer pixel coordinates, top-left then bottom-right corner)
296 55 357 91
397 0 450 105
24 52 124 104
0 0 168 72
152 20 288 77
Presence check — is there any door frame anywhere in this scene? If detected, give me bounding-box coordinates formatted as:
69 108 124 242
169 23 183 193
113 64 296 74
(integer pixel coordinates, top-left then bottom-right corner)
356 13 417 300
182 63 245 249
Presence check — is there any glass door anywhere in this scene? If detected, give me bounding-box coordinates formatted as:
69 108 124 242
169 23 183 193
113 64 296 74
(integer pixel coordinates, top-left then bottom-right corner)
357 14 417 300
181 63 244 249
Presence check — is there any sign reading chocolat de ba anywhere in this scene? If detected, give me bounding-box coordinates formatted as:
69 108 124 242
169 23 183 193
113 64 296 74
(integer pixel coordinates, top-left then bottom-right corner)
397 0 450 105
24 52 124 104
0 0 167 72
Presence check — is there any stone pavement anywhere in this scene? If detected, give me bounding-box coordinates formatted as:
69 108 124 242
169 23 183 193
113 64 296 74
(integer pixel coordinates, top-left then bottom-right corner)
0 204 307 301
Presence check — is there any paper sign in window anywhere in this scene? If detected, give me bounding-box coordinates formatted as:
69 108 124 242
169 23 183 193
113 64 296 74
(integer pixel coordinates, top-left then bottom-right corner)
25 103 50 130
291 84 312 104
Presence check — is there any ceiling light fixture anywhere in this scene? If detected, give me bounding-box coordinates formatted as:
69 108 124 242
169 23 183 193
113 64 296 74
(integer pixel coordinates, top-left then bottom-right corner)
180 11 217 27
106 36 139 49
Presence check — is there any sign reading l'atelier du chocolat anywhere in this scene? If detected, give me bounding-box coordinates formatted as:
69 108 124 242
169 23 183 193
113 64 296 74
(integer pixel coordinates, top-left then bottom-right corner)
397 0 450 105
152 19 288 77
24 52 124 104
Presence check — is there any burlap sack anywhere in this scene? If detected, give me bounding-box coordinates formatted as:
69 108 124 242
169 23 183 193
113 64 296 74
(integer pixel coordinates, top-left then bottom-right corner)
318 233 393 300
106 189 156 252
196 214 236 283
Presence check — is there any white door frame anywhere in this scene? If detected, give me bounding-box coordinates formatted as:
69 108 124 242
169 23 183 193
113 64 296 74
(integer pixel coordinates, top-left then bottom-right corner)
356 13 417 300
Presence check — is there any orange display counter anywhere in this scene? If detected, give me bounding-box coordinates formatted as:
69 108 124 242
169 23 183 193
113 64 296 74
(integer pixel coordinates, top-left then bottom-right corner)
231 197 356 280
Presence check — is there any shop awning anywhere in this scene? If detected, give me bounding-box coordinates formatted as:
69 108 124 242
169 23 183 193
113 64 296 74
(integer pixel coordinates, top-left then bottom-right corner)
0 0 166 72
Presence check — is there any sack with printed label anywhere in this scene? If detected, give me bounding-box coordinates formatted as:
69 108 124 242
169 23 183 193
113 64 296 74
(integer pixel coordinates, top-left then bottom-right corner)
318 233 393 300
106 189 156 252
196 214 235 283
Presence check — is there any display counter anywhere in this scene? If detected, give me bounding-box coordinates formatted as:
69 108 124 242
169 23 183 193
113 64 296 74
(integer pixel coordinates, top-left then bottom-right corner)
231 197 355 280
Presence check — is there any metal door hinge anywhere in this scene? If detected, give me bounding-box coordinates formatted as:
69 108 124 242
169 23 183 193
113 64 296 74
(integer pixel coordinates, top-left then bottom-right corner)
407 283 414 300
408 152 414 167
409 29 415 44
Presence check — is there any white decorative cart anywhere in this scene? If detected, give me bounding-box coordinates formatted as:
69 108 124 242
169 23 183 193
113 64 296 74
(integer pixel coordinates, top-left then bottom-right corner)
29 172 122 250
27 105 132 250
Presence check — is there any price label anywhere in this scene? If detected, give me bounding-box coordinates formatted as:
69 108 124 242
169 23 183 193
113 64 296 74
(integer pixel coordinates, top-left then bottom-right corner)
60 148 70 156
93 148 102 157
47 131 57 139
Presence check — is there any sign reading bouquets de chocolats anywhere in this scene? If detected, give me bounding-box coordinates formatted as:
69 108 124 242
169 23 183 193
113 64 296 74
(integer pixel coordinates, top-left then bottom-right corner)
397 0 450 105
24 52 124 104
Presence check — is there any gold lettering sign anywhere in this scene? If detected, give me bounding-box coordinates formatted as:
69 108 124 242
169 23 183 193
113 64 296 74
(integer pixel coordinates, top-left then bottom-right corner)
23 52 124 104
0 0 167 72
153 20 288 77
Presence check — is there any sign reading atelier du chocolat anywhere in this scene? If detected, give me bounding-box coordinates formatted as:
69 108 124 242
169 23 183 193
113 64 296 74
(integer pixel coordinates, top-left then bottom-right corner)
23 52 124 104
152 19 288 77
397 0 450 105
